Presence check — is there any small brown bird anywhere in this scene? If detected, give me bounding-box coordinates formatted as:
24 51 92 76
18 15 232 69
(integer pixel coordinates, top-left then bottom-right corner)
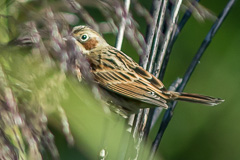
72 25 223 114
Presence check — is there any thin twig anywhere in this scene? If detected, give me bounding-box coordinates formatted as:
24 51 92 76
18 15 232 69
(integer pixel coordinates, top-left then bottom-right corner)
152 0 182 77
130 1 177 159
177 0 235 94
115 0 131 50
150 0 201 131
147 0 169 72
130 1 183 158
101 0 147 56
150 0 235 159
159 0 201 81
129 1 165 159
129 0 165 157
139 0 163 69
142 0 182 141
134 0 167 134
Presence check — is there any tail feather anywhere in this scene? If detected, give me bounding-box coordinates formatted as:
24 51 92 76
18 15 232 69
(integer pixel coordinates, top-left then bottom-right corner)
169 91 224 106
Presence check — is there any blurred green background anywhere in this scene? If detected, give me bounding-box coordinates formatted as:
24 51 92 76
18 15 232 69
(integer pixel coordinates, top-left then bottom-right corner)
1 0 240 160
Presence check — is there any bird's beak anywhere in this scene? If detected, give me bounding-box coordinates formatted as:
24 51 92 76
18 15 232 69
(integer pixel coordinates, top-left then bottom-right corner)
63 36 88 54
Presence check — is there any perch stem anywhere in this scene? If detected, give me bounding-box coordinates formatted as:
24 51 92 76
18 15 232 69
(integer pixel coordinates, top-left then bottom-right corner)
115 0 131 50
149 0 236 159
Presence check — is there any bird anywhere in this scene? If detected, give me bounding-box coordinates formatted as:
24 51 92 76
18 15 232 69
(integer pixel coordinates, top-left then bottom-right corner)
71 25 224 114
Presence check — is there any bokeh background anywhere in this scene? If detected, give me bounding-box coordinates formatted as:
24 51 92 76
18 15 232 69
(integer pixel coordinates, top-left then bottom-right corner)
0 0 240 160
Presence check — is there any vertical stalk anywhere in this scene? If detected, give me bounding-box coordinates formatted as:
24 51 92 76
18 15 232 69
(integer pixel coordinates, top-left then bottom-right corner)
150 1 235 159
115 0 131 50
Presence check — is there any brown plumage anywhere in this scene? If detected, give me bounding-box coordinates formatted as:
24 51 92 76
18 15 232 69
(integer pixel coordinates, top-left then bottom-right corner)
72 25 224 113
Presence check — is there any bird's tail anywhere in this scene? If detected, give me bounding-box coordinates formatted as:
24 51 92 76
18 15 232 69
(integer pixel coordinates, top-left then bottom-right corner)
167 91 224 106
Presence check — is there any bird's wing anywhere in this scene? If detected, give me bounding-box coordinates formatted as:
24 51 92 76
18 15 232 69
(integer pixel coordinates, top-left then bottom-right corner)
89 47 169 108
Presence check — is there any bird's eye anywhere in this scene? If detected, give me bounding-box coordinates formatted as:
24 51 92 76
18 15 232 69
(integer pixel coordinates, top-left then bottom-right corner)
80 34 89 42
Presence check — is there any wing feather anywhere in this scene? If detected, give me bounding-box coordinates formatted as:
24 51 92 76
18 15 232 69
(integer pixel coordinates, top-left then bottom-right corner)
89 47 169 108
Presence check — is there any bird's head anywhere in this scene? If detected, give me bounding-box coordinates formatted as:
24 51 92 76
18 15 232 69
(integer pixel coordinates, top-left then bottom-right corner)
71 26 109 54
